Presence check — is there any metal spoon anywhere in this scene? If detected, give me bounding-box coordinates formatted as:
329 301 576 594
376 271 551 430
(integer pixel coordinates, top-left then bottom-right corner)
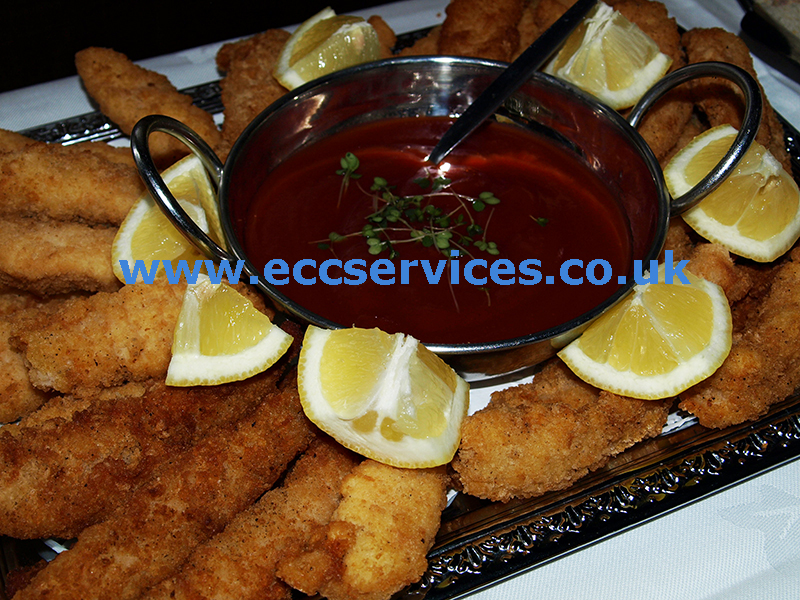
427 0 598 165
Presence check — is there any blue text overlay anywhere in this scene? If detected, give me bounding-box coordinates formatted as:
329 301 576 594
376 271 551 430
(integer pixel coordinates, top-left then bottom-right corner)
118 250 690 287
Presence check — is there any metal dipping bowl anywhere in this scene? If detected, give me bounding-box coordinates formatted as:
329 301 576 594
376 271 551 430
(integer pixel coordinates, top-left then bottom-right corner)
131 57 762 379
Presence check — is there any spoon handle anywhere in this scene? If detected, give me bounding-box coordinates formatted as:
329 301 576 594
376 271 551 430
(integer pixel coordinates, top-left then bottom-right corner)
427 0 598 165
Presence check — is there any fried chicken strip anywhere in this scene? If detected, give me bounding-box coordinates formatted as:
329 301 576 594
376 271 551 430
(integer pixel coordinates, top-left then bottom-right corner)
661 216 696 262
514 0 541 55
0 288 41 315
368 15 398 58
0 218 120 295
0 338 48 424
684 241 759 305
0 128 39 152
679 248 800 428
10 280 186 394
11 279 272 395
143 435 359 600
0 127 136 167
452 360 670 502
527 0 572 35
15 380 315 600
277 460 448 600
0 142 143 225
663 223 762 306
215 29 291 152
0 366 290 540
73 139 138 168
75 47 223 169
0 292 51 423
438 0 525 61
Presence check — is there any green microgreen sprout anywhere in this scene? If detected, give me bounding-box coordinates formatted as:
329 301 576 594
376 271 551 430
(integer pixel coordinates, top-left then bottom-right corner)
322 152 501 260
530 215 549 227
335 152 362 207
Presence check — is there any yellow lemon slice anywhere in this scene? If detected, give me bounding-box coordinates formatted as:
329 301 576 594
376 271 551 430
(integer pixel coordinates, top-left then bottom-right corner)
558 264 732 399
166 274 292 386
297 326 469 468
665 124 800 262
273 7 383 91
544 1 672 110
112 154 224 283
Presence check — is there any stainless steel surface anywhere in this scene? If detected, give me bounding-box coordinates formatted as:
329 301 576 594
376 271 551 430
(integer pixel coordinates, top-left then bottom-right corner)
426 0 598 165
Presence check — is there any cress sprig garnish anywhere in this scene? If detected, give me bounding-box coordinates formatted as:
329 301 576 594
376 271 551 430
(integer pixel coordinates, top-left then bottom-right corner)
336 152 362 207
320 152 501 259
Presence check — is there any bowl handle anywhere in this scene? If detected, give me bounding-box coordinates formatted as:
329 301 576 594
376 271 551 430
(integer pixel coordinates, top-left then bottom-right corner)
627 61 763 217
130 114 234 263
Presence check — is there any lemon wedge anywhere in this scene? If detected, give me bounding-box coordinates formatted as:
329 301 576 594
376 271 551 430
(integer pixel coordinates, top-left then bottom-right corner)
665 124 800 262
273 7 383 90
297 326 469 468
166 274 292 386
112 154 224 283
558 264 732 399
544 1 672 110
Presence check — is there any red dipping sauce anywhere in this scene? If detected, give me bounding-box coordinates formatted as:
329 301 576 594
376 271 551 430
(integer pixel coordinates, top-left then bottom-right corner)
239 117 632 345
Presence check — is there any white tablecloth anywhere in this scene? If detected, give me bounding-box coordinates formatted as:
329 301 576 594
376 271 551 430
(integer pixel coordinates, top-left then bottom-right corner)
1 1 798 599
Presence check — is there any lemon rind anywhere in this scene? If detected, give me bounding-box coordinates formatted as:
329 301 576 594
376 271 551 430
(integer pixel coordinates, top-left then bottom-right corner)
682 202 800 262
166 324 292 387
558 277 732 400
666 124 800 262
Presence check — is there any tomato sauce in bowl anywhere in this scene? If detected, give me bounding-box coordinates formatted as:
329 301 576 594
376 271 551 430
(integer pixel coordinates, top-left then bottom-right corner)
235 116 633 345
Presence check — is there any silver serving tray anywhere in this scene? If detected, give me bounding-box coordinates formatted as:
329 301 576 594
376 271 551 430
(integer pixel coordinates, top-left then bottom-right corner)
3 27 800 600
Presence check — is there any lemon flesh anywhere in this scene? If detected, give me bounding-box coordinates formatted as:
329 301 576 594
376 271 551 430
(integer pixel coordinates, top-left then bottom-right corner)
126 199 208 269
558 265 732 399
274 8 382 90
298 326 469 468
166 275 292 386
112 154 223 283
665 124 800 262
544 1 672 110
